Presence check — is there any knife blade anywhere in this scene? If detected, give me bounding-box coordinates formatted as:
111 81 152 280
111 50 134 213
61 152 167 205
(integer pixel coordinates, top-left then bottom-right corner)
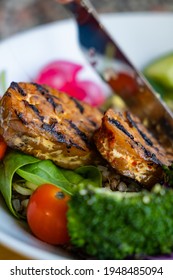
63 0 173 151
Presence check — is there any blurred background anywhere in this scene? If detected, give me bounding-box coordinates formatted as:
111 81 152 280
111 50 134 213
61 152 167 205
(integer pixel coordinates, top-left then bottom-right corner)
0 0 173 40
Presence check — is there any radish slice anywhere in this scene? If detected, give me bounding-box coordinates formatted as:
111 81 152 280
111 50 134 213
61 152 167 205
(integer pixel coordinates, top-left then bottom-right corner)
34 60 105 106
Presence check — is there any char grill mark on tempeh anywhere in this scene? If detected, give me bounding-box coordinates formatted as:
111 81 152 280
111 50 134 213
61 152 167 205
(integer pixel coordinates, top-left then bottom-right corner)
94 109 172 187
70 96 84 114
32 83 49 95
41 122 85 151
23 100 44 122
88 119 98 128
15 110 28 125
0 82 102 169
108 116 162 166
44 94 58 110
108 118 134 140
126 111 154 147
68 120 92 148
41 123 66 143
11 81 27 96
32 83 62 111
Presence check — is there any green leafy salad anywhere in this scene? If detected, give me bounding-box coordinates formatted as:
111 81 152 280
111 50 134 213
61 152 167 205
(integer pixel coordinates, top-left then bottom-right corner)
0 150 101 218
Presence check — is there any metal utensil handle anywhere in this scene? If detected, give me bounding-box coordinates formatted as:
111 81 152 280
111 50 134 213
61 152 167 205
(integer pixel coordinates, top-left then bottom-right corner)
64 0 173 152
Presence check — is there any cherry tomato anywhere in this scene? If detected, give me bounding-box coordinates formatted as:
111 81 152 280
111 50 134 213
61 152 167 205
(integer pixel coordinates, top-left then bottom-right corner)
0 135 7 160
27 184 70 245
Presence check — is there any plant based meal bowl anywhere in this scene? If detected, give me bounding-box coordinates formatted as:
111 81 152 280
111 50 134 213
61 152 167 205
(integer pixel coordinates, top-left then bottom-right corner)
0 13 173 260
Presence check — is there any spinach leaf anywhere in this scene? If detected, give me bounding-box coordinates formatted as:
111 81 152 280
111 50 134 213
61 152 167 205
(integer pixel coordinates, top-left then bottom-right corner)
0 150 40 218
17 163 102 193
0 150 102 218
62 166 102 189
16 160 72 195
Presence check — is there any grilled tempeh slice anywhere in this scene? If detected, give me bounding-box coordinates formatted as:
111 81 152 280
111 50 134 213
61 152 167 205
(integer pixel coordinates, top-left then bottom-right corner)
0 82 102 169
94 109 172 186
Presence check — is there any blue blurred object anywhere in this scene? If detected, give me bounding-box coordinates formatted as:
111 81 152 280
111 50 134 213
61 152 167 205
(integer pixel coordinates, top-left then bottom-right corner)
64 0 173 151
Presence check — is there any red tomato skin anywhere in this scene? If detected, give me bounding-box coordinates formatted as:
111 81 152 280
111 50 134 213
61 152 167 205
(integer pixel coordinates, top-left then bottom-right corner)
0 135 7 160
27 184 70 245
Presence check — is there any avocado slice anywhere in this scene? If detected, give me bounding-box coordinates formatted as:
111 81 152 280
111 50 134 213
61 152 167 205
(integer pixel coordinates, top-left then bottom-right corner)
144 52 173 89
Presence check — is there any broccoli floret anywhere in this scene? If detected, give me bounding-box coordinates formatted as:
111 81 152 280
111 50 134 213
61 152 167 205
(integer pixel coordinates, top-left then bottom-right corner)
67 185 173 259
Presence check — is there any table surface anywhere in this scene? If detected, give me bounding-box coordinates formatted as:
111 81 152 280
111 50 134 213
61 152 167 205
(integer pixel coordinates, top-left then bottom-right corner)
0 243 28 260
0 0 173 260
1 0 173 39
